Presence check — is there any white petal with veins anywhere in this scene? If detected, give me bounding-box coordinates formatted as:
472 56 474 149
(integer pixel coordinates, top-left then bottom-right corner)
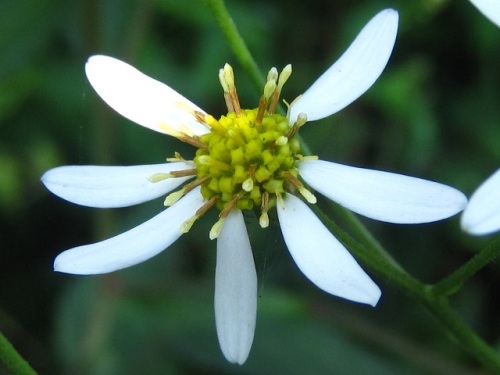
41 162 194 208
461 168 500 236
289 9 398 123
299 160 467 224
54 187 205 274
277 194 381 306
215 210 257 365
85 55 210 136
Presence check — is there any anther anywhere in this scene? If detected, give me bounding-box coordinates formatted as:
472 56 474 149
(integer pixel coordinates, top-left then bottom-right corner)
166 152 186 162
269 65 293 115
286 113 308 140
164 175 211 206
221 64 241 115
209 217 225 239
259 191 270 228
242 178 254 192
180 196 219 234
181 216 198 233
148 173 173 183
267 67 278 82
281 171 316 204
277 65 292 91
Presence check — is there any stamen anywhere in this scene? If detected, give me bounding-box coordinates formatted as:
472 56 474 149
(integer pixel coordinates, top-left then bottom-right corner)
286 113 307 140
222 64 241 115
209 217 225 239
177 134 208 149
168 169 198 178
298 187 317 204
148 173 173 183
259 191 270 228
166 152 186 162
282 171 316 204
218 68 230 92
164 189 185 206
269 65 292 115
276 191 285 209
197 196 219 217
277 64 292 91
180 196 219 235
264 80 277 99
181 215 198 233
259 212 269 228
267 67 278 82
275 136 288 146
255 95 267 126
220 194 241 218
164 176 211 206
242 178 254 192
296 154 319 162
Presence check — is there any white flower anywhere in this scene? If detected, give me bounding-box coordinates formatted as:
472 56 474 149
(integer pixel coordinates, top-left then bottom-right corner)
469 0 500 27
461 168 500 235
41 9 467 365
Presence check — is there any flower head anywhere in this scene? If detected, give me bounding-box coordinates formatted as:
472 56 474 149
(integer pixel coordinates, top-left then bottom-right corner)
41 8 467 365
461 168 500 236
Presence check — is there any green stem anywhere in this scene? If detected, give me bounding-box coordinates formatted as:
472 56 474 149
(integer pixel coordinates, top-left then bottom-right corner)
206 1 500 371
325 200 405 272
314 203 500 372
0 331 38 375
204 0 265 90
311 204 424 295
432 237 500 296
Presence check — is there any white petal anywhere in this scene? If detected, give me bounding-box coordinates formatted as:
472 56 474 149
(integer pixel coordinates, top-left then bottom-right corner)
85 55 210 137
461 168 500 236
215 210 257 365
54 187 205 274
277 194 381 306
41 162 194 208
289 9 398 123
299 160 467 224
469 0 500 27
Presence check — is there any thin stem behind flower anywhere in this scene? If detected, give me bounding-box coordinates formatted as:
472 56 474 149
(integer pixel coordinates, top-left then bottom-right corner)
0 331 38 375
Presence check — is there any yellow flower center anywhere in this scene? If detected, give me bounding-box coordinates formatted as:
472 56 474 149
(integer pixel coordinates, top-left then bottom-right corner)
195 109 301 212
157 63 316 238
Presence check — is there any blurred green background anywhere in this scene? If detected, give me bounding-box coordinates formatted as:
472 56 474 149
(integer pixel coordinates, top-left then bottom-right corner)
1 0 499 374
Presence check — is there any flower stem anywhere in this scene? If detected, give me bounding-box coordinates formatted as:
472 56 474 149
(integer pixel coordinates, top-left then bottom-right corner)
326 200 405 272
313 203 500 372
432 237 500 296
204 0 265 90
419 296 500 373
0 331 38 375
